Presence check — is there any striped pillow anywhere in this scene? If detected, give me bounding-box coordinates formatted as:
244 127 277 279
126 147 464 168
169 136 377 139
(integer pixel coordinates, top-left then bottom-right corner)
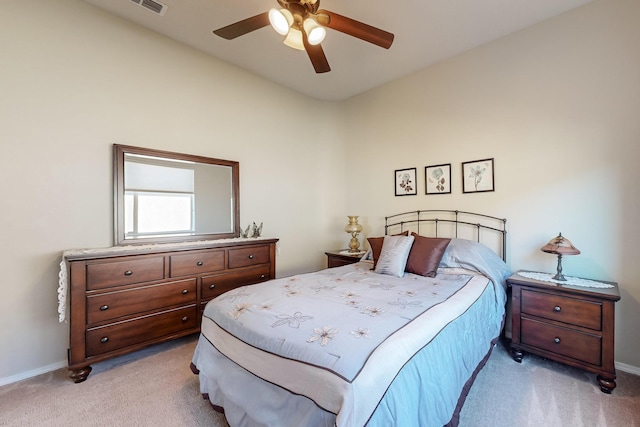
367 231 409 269
374 235 415 277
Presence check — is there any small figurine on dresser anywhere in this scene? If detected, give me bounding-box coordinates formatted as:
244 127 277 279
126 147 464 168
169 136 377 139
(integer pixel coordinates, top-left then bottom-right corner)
252 222 263 238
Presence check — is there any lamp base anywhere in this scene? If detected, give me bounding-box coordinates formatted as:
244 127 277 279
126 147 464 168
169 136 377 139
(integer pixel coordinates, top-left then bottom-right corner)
348 236 361 253
553 254 567 281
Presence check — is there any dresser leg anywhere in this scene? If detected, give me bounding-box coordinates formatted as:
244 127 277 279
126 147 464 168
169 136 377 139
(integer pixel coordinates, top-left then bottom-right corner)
69 366 92 383
596 374 616 394
510 346 524 363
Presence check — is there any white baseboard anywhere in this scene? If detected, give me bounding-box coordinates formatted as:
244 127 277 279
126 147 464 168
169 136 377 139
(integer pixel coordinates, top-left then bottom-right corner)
0 360 67 387
616 361 640 376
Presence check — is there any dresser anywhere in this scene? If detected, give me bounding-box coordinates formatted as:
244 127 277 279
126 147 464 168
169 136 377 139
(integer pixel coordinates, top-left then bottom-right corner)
65 238 278 382
508 270 620 393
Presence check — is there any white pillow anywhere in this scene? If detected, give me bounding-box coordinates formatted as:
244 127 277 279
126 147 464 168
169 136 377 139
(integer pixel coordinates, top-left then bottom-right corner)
374 235 415 277
360 249 373 261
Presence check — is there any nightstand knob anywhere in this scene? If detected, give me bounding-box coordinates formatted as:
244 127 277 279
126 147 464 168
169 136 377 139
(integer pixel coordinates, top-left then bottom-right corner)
100 337 109 343
554 306 561 312
181 289 188 295
554 337 561 344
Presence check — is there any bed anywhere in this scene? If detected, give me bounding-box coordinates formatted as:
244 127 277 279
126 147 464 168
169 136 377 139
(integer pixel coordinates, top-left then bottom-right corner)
191 210 511 426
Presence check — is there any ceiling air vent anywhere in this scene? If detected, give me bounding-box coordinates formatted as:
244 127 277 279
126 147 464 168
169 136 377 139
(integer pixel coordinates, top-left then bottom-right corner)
130 0 167 16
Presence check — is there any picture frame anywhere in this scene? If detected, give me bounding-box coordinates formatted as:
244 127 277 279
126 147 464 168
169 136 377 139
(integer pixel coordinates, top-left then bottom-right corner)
394 167 417 196
425 164 451 195
462 158 494 193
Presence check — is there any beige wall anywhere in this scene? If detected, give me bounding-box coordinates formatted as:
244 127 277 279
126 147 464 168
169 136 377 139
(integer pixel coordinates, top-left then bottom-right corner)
2 0 639 385
0 0 348 383
343 0 640 369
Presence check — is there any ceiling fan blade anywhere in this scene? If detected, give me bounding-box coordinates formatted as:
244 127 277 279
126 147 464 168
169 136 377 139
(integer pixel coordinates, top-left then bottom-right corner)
303 33 331 74
317 10 394 49
213 12 270 40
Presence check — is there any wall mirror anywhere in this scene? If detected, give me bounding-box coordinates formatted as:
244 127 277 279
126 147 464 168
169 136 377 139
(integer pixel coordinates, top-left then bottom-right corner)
114 144 239 245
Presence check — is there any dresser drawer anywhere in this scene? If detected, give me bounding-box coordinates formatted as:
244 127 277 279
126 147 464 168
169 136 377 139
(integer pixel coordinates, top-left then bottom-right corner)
85 305 197 357
201 265 271 300
86 256 165 291
86 278 197 325
521 289 602 330
228 245 270 269
169 250 225 277
521 317 602 366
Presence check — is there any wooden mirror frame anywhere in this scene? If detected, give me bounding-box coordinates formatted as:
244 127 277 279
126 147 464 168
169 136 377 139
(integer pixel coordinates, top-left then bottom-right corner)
113 144 240 245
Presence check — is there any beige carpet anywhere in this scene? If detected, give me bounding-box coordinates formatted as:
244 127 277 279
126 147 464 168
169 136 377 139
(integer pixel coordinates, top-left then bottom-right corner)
459 340 640 427
1 334 638 426
0 335 227 427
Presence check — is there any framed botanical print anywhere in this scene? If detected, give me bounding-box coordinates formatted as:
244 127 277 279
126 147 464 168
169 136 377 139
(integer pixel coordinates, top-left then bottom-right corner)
425 164 451 195
462 158 494 193
395 168 417 196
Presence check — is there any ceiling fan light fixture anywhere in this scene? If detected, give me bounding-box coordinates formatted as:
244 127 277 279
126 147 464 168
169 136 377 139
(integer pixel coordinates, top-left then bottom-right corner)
268 8 293 36
213 1 395 74
303 18 326 45
283 27 305 50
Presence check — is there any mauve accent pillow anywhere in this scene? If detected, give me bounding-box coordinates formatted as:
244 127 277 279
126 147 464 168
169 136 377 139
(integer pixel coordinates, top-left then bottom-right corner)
367 231 409 269
375 235 415 278
405 233 451 277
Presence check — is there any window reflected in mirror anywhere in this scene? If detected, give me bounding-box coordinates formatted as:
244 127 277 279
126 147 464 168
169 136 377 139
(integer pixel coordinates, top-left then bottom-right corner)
114 145 239 245
124 154 196 238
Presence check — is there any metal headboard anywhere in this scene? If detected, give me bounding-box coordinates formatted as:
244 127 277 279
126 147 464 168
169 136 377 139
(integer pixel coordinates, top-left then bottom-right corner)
384 210 507 261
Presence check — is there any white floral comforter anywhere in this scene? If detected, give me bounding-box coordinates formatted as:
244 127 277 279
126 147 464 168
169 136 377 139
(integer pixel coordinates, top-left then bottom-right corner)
200 262 495 426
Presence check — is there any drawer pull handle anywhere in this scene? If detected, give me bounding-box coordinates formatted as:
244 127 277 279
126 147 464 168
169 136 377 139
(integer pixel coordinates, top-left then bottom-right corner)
248 255 254 259
182 316 189 322
124 270 133 276
260 274 266 279
554 306 561 312
181 289 188 295
554 337 561 344
100 305 109 311
209 284 215 289
197 261 203 266
100 337 109 343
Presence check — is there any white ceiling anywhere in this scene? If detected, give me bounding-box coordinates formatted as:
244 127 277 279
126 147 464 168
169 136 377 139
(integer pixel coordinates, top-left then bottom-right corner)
82 0 594 101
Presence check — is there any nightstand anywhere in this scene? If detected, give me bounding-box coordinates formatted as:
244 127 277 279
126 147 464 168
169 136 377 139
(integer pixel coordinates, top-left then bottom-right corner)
508 270 620 393
325 250 363 268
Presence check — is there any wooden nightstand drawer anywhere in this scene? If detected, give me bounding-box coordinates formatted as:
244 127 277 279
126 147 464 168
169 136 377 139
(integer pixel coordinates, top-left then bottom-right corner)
521 289 602 331
521 317 602 365
325 250 363 268
86 278 197 325
86 256 165 290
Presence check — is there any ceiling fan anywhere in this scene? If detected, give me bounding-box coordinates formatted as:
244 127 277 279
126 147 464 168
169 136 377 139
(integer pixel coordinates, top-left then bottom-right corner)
213 0 394 74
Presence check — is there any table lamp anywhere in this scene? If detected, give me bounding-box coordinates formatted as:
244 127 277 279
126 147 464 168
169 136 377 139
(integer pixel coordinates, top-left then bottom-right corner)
541 232 580 281
344 216 364 253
